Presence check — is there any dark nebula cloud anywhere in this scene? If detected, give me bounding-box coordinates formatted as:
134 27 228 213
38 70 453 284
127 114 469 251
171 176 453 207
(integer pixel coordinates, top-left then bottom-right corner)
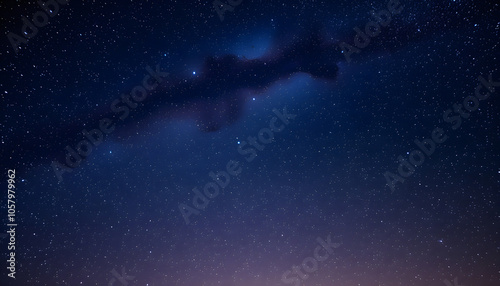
6 26 342 172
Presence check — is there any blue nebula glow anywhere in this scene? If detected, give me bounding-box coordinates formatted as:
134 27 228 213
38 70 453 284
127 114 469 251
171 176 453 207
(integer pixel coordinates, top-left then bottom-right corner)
231 33 273 60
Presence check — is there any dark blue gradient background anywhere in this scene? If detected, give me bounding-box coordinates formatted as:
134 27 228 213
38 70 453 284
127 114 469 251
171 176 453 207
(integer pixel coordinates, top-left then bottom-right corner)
0 0 499 285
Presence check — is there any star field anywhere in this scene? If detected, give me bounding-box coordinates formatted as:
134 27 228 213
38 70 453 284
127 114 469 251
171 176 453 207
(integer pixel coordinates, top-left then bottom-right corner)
0 0 499 285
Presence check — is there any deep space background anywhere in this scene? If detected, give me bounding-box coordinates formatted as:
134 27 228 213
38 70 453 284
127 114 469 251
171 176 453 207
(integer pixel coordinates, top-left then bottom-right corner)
0 0 499 285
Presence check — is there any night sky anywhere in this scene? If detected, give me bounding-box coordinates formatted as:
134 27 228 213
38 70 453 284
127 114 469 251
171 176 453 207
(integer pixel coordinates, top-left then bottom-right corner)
0 0 499 285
